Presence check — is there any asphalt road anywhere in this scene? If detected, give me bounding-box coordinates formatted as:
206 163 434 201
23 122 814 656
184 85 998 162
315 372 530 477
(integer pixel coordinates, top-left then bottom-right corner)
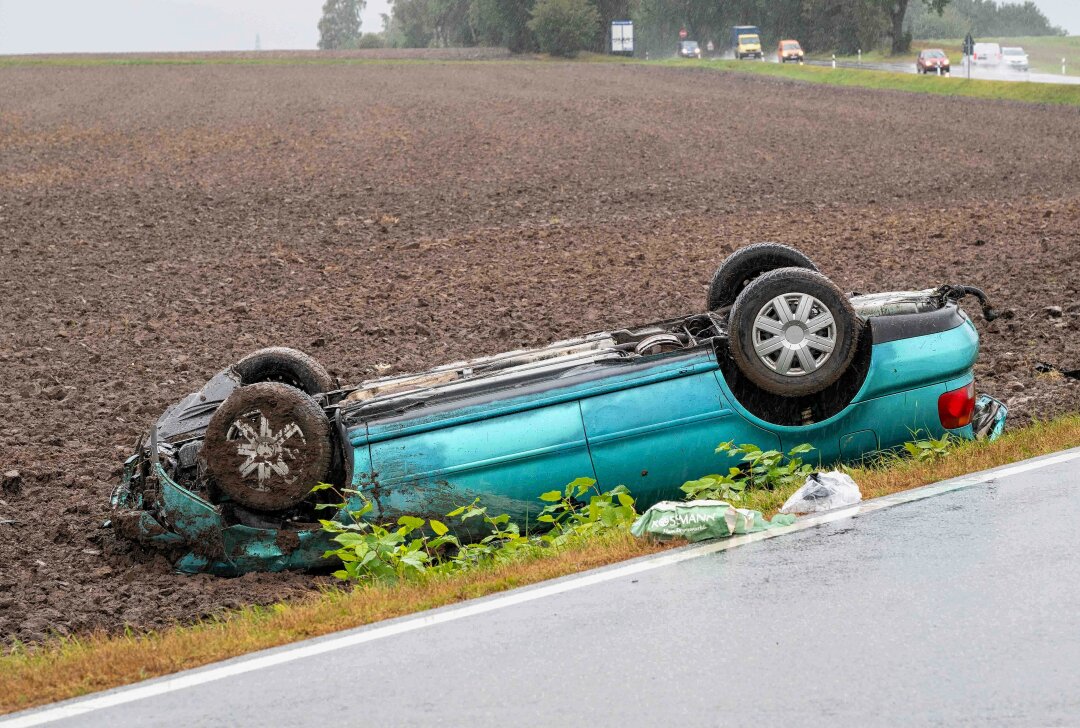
9 449 1080 727
800 56 1080 85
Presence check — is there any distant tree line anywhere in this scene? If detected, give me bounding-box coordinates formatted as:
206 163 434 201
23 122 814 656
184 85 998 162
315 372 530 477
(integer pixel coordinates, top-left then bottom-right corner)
907 0 1065 39
317 0 1065 57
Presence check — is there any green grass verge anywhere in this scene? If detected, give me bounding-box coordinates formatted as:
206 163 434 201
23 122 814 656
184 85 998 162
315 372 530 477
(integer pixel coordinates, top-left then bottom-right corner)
656 58 1080 106
3 413 1079 715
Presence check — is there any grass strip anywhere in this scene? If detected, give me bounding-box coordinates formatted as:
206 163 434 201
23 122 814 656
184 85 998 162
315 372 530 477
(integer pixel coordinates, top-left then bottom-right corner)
3 413 1079 715
657 58 1080 107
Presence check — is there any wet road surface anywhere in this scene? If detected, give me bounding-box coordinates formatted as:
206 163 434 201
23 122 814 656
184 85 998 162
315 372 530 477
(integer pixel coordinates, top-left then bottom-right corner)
8 449 1080 727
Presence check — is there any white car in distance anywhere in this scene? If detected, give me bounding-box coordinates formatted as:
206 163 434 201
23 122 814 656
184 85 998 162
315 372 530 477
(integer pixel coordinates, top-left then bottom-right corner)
972 42 1002 66
1001 46 1029 72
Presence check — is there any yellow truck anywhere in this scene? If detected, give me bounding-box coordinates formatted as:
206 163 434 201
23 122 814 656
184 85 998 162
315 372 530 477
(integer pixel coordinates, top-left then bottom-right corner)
731 25 762 60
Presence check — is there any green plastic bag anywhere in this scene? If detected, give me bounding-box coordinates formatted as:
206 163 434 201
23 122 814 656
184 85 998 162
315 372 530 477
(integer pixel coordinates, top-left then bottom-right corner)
630 499 796 543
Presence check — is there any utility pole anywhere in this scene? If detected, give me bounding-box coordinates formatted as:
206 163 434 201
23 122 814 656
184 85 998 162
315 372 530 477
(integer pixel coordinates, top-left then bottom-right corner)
963 33 973 80
255 33 261 51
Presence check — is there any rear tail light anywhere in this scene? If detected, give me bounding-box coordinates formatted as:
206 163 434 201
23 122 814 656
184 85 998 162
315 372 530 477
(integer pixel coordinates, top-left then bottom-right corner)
939 381 976 429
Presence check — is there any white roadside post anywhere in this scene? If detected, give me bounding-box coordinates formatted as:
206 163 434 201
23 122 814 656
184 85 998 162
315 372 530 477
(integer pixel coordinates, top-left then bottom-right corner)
832 53 836 69
857 49 862 66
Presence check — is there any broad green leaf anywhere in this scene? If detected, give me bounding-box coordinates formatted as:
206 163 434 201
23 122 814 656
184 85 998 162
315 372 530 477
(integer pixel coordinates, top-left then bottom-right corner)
397 515 425 531
429 519 449 536
539 490 563 502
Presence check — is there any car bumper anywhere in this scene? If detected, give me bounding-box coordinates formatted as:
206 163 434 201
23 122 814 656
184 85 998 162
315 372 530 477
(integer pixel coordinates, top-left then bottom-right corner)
112 452 335 575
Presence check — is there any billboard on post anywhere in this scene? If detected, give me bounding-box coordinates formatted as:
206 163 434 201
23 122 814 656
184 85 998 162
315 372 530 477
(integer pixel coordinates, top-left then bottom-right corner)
611 20 633 56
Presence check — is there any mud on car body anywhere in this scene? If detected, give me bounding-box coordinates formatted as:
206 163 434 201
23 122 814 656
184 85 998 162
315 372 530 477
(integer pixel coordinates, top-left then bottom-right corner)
113 244 1006 575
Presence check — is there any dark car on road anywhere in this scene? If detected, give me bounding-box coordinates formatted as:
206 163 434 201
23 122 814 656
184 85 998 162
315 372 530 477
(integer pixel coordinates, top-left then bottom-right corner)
678 40 702 59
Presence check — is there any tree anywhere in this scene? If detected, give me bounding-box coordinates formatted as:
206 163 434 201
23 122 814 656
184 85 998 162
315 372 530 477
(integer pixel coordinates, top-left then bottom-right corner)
387 0 435 47
881 0 948 53
471 0 537 52
318 0 365 49
528 0 602 57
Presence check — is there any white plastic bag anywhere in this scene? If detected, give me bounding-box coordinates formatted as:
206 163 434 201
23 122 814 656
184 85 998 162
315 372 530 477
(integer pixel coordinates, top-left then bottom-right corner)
779 471 861 515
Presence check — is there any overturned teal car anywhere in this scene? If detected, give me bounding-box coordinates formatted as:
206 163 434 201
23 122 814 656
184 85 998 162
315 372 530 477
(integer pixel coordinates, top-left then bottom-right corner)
112 244 1006 574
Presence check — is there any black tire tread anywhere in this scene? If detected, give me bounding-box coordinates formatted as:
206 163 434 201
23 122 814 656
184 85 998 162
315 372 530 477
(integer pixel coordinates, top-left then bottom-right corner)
233 347 334 395
707 242 819 311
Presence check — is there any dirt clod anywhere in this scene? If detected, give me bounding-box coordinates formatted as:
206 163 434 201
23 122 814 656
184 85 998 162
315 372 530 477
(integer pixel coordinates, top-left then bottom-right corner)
1 471 21 495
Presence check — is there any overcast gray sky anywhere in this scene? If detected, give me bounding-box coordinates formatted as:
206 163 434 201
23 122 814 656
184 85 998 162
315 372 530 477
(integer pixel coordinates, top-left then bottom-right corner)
0 0 392 54
0 0 1075 54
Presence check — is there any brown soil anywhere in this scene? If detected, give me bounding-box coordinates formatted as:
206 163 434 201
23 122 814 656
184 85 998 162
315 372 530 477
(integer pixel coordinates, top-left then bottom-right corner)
1 59 1078 645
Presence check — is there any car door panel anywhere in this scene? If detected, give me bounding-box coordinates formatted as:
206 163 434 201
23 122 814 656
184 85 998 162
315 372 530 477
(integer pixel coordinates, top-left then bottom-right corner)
366 402 595 525
582 371 782 507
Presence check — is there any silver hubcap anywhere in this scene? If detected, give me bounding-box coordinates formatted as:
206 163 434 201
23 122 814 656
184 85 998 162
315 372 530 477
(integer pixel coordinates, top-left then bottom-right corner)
227 410 305 490
752 293 836 377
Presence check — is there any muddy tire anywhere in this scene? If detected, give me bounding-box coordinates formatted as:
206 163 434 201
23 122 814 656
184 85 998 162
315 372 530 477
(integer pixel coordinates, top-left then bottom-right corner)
203 382 332 512
233 347 334 395
707 243 819 311
729 267 860 397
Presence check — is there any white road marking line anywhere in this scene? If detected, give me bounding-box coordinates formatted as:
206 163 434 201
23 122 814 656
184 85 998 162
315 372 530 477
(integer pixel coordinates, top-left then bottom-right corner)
6 447 1079 727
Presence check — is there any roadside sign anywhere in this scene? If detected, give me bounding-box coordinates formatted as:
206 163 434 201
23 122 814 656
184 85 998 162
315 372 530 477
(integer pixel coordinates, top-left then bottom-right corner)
679 27 688 40
610 20 634 56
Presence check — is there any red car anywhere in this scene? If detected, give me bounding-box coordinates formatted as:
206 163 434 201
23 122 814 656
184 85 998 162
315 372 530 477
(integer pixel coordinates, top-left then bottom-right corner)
917 49 951 75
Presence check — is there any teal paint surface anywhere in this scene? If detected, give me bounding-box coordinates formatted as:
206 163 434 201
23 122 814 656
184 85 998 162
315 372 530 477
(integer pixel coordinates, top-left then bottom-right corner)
581 370 780 505
365 400 596 525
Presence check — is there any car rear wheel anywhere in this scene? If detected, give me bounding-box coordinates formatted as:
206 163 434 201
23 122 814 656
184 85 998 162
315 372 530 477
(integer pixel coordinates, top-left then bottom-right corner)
233 347 334 395
707 242 819 311
203 382 333 512
728 267 860 396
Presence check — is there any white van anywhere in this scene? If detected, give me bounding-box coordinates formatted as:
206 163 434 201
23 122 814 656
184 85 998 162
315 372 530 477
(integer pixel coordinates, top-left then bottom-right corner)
972 42 1002 65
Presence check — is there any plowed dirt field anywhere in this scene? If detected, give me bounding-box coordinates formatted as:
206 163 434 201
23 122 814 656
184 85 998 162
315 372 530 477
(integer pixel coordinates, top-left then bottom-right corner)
1 58 1078 643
